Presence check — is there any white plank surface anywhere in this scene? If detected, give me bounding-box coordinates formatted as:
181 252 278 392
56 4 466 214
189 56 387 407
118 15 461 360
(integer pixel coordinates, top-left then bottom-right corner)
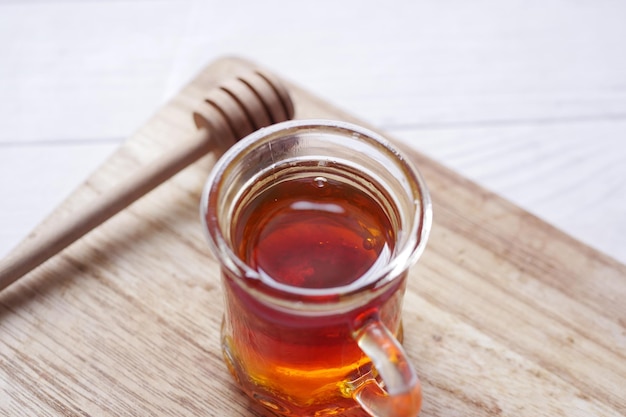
1 0 625 264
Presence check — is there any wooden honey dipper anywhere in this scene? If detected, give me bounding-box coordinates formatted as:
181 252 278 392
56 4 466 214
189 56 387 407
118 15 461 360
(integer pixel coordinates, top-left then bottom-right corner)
0 69 295 292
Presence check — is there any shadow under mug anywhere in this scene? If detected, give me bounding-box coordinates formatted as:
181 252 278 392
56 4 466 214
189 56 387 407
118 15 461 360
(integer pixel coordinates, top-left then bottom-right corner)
201 120 432 417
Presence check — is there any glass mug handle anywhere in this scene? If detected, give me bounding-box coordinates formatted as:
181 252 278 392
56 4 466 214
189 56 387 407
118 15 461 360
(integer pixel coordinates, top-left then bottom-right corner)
350 317 422 417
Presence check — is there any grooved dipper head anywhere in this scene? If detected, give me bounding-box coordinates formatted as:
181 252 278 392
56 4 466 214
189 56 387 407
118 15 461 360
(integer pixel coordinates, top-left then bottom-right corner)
193 69 295 149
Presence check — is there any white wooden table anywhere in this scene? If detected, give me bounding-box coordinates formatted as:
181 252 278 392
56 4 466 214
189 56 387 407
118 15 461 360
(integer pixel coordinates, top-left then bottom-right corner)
1 0 625 266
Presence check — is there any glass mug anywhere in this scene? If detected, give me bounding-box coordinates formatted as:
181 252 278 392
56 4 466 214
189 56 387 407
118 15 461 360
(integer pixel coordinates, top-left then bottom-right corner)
201 120 432 416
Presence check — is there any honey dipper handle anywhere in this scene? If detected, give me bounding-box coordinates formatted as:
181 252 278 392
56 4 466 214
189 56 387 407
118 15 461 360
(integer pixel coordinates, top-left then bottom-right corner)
0 68 295 293
0 128 213 292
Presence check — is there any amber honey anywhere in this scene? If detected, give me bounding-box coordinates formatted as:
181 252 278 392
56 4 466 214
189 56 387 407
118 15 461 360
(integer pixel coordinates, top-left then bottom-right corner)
235 175 395 289
216 173 406 415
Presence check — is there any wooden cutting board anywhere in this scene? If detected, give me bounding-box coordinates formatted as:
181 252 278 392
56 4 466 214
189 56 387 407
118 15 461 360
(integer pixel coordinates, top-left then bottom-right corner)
1 57 624 417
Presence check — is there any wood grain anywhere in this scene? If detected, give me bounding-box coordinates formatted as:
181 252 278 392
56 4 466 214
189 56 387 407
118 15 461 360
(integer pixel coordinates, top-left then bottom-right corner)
1 57 624 417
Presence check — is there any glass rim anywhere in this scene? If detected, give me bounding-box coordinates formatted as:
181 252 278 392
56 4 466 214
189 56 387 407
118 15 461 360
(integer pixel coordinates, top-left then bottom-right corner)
200 119 432 303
